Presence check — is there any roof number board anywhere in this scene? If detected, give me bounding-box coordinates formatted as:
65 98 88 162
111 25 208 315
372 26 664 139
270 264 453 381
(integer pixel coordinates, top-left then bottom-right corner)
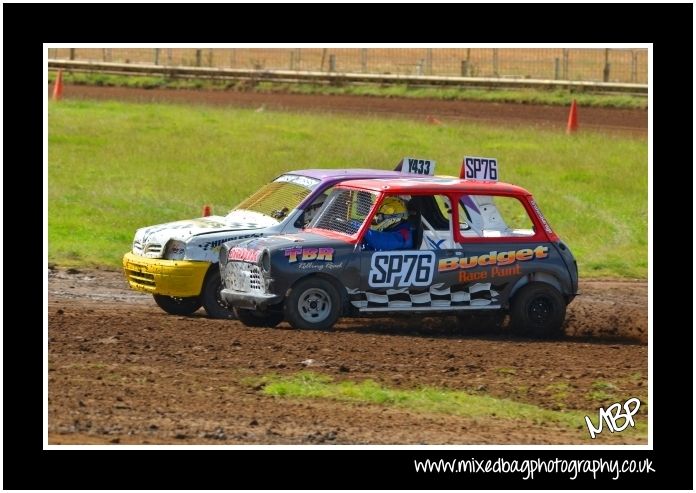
402 157 436 176
463 156 498 182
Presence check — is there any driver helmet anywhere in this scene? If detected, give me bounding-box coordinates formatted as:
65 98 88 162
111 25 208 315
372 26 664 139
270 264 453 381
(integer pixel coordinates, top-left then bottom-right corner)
372 196 408 232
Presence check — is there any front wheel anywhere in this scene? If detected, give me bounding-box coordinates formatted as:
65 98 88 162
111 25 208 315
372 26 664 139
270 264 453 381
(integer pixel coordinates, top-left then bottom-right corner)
235 308 283 328
510 283 566 338
201 269 236 319
153 294 202 316
284 277 341 331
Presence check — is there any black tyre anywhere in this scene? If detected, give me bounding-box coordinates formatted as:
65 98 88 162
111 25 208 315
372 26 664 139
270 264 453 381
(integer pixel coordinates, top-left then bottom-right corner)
456 311 504 335
510 283 566 338
235 308 283 328
153 294 202 316
201 269 236 319
284 277 342 331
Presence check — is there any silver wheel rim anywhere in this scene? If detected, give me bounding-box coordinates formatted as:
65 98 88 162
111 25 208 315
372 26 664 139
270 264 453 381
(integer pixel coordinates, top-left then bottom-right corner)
298 288 332 323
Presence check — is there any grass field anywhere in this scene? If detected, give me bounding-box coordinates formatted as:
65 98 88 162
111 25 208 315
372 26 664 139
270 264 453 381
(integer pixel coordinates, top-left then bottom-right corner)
250 371 647 440
48 99 647 278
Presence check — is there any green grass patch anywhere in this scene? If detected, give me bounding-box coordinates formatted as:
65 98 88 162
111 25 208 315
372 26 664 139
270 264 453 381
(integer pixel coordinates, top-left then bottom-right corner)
48 99 647 276
48 71 647 110
587 381 621 403
253 372 646 438
257 82 647 110
545 382 572 408
628 372 645 384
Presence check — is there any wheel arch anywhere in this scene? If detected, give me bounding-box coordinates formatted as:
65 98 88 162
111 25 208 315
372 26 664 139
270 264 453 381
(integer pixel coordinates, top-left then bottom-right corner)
201 261 238 319
509 272 563 301
203 261 220 284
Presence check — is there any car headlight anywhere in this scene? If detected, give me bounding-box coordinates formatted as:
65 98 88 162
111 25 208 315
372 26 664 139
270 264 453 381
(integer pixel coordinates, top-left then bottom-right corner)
259 250 271 273
219 244 229 265
164 240 187 260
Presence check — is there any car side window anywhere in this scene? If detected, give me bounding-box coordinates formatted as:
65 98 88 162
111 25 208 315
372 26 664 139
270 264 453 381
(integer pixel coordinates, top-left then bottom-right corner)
296 189 331 228
459 195 535 238
414 194 458 250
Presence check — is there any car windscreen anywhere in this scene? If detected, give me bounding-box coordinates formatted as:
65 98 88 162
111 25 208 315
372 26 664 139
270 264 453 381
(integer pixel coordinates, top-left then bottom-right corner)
308 188 377 236
232 174 321 221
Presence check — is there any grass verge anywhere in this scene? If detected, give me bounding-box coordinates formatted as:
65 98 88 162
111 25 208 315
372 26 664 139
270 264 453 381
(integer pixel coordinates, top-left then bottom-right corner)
48 99 647 276
48 71 647 110
252 372 647 439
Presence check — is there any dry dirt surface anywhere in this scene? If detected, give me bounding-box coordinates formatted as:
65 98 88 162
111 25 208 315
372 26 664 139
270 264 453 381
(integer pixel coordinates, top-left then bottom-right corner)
48 268 648 445
54 84 647 136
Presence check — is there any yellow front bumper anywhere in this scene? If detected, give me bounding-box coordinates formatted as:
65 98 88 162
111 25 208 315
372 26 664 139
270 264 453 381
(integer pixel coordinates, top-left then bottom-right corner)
123 252 210 297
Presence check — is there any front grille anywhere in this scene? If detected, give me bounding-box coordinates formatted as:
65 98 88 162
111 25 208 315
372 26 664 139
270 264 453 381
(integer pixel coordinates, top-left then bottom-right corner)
126 269 156 288
249 269 263 291
144 243 163 255
225 262 265 293
132 241 163 257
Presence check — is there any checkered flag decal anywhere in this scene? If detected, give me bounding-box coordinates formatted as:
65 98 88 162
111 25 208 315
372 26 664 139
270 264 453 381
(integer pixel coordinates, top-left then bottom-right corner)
347 282 502 308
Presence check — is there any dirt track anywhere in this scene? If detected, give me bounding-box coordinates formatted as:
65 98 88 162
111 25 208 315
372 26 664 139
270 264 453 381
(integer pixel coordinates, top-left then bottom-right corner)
54 84 647 135
48 88 648 444
48 268 648 445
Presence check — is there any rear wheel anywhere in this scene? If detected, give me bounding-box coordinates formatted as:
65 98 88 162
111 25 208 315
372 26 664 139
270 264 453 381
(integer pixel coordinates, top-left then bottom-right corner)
510 283 566 338
284 277 341 331
235 308 283 328
201 269 236 319
153 294 201 316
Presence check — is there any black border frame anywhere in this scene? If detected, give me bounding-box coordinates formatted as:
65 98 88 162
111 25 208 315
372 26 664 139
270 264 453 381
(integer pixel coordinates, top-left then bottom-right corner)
8 2 692 490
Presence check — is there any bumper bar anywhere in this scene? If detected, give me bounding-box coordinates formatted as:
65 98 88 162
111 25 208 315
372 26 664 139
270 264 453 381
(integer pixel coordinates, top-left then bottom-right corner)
123 252 210 297
220 289 283 310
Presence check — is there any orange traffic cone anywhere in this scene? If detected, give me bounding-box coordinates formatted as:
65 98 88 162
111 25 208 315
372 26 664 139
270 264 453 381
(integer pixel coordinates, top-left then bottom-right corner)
52 70 64 101
202 205 211 217
566 99 578 134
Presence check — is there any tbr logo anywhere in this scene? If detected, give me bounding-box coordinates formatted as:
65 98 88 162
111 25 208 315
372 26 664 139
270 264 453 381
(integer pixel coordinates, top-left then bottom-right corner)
368 252 435 288
584 398 641 439
284 247 334 263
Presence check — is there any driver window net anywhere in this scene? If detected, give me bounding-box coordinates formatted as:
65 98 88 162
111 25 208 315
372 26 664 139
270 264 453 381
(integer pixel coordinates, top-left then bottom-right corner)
310 189 376 236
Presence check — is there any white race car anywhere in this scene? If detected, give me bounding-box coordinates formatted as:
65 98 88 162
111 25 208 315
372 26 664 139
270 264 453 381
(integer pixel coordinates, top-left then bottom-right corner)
123 164 435 318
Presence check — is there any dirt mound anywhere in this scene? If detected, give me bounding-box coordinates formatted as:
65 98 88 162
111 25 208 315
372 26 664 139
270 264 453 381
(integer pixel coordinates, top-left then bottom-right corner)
564 280 648 343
